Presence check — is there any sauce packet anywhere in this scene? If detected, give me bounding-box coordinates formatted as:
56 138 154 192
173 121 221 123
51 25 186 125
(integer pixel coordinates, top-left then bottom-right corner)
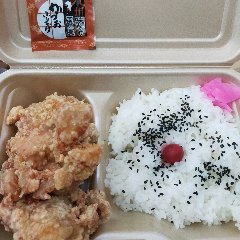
26 0 95 51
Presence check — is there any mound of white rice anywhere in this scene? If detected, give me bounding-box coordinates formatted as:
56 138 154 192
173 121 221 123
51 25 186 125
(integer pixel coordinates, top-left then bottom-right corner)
105 86 240 229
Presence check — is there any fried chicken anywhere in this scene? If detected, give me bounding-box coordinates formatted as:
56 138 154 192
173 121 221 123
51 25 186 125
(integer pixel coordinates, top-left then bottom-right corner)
0 93 102 203
0 188 111 240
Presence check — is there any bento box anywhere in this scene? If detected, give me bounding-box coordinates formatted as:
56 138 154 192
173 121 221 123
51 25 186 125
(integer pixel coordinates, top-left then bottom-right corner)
1 1 240 240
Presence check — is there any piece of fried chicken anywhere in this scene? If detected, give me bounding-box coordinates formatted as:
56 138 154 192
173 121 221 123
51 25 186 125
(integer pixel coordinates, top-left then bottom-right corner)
0 93 102 203
0 188 111 240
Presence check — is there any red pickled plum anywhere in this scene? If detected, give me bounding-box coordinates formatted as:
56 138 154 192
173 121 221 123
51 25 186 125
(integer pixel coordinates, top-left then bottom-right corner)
162 144 184 164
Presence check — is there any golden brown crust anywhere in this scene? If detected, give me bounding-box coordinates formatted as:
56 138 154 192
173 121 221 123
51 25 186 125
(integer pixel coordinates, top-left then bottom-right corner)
0 93 110 240
0 189 111 240
1 93 101 201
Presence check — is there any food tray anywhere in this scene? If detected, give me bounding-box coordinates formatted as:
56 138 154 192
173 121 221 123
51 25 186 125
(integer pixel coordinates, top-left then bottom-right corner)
1 68 240 240
1 0 240 239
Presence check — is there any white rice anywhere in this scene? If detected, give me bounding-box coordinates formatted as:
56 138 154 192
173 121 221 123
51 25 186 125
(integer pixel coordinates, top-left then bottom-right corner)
105 86 240 229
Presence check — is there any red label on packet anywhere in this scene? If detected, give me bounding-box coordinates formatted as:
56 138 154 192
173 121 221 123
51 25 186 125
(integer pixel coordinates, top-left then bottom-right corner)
26 0 95 51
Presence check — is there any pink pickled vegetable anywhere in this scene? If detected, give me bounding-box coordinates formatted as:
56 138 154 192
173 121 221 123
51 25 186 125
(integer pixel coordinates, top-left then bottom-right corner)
201 78 240 111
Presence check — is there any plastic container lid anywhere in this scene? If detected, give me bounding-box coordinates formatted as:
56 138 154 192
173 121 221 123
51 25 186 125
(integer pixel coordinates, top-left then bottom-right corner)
0 0 240 67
